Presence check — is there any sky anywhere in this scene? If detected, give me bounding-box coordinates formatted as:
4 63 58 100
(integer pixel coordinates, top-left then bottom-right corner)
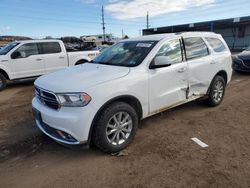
0 0 250 38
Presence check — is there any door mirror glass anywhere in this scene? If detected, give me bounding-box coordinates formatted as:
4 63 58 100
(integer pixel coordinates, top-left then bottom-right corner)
11 51 22 59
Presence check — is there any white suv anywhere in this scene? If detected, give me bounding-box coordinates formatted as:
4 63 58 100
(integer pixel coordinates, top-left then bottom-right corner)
32 32 232 153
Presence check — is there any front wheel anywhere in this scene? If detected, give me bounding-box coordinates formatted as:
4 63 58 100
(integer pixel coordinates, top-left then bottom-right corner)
92 102 138 153
0 73 7 91
204 76 226 107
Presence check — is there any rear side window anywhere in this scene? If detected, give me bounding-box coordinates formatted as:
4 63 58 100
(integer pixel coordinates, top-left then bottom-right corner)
205 37 227 52
40 42 61 54
184 37 209 60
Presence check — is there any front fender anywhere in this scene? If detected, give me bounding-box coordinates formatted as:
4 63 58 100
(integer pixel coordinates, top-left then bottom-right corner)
0 64 12 79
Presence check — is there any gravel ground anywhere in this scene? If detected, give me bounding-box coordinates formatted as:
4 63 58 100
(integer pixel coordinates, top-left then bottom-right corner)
0 73 249 188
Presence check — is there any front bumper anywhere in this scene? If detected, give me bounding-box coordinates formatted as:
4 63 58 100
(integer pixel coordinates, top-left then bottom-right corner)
32 97 97 145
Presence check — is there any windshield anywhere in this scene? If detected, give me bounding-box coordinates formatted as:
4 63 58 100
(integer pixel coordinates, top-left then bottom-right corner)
91 41 157 67
0 42 20 55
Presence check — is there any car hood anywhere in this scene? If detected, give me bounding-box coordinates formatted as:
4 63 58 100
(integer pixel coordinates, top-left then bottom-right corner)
35 63 130 93
237 51 250 60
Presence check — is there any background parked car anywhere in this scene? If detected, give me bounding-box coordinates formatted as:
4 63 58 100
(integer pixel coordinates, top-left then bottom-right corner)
0 39 99 90
82 36 97 42
232 46 250 72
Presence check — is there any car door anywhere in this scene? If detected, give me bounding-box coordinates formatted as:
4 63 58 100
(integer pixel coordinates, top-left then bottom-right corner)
183 37 217 97
11 43 45 79
148 38 188 114
39 42 68 73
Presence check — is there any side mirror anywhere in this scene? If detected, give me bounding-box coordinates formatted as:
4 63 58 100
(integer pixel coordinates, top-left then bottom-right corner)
149 56 172 69
11 51 22 59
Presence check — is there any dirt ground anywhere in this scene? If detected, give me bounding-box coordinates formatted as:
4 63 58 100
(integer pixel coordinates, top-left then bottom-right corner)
0 73 249 188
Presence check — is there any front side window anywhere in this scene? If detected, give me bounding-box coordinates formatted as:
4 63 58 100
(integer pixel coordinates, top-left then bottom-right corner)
92 41 157 67
184 37 209 60
154 39 183 65
205 37 227 52
13 43 39 58
40 42 61 54
0 42 20 55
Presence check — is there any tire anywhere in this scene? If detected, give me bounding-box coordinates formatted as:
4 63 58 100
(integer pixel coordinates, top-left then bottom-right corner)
92 102 138 153
204 76 226 107
0 73 7 91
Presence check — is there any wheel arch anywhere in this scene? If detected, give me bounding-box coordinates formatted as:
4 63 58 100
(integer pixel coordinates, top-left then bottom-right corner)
0 68 10 80
216 70 228 85
87 95 143 143
207 70 228 94
75 59 89 65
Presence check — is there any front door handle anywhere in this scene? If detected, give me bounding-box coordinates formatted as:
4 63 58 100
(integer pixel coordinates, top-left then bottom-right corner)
210 61 216 64
178 67 187 73
36 58 42 61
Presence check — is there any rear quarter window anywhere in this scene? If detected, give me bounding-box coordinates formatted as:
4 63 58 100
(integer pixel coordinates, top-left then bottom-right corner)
183 37 209 60
205 37 227 52
40 42 62 54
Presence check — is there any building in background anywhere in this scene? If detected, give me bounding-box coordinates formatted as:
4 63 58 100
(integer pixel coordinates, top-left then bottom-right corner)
143 16 250 51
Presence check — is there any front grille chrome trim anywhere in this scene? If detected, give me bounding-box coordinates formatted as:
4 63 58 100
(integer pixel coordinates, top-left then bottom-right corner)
35 86 60 110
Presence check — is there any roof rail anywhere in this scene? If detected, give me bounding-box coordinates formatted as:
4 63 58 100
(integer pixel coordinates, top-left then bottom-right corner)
175 31 216 35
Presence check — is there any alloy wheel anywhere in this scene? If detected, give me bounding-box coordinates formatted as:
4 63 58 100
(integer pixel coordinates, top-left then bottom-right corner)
106 112 133 146
212 80 224 103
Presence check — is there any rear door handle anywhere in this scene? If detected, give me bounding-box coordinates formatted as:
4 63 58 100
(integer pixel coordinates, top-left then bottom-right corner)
178 67 187 73
59 56 65 59
36 58 43 61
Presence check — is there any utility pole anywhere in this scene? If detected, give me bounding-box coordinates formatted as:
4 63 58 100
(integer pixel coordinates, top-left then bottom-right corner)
122 29 124 39
102 6 106 42
146 11 149 29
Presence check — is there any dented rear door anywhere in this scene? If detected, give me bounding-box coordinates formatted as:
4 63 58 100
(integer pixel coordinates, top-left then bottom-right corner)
184 37 217 97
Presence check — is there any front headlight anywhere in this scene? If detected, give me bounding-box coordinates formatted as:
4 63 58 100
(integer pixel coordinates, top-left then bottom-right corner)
57 93 91 107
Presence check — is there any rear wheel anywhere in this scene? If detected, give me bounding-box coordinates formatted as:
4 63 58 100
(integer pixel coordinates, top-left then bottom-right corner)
0 73 7 91
204 76 225 107
93 102 138 153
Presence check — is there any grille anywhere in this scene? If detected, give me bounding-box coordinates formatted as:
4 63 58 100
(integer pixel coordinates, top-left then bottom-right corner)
242 59 250 67
35 86 60 110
